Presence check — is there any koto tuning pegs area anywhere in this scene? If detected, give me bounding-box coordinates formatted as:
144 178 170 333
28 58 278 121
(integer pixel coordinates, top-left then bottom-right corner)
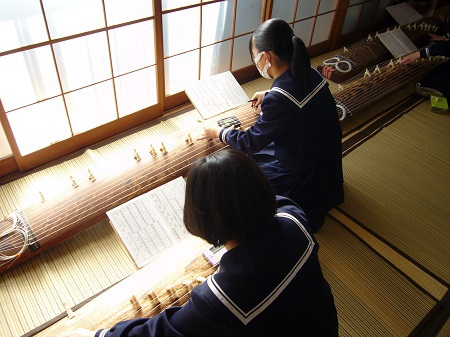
70 176 78 188
185 134 193 146
149 144 157 157
160 143 168 155
88 169 96 182
134 149 142 162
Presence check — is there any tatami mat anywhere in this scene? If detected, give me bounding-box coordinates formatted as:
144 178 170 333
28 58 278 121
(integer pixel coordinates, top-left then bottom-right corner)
317 218 438 337
1 59 448 336
437 317 450 337
338 102 450 284
0 220 135 337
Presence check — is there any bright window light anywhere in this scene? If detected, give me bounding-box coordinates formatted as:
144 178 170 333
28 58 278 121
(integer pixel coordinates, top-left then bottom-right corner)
43 0 104 39
0 46 61 111
53 32 111 92
7 97 71 155
115 67 158 117
109 21 155 76
65 81 116 135
0 0 48 53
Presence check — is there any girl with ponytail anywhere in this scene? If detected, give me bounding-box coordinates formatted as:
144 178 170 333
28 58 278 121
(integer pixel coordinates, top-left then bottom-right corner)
202 19 344 233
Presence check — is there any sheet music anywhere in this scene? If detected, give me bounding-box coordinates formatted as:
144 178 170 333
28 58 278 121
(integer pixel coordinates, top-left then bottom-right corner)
185 71 249 119
386 3 423 26
106 177 191 268
378 27 418 58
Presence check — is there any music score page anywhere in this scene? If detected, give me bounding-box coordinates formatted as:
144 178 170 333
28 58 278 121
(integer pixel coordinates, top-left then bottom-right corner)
106 177 191 268
378 27 418 58
386 3 422 26
185 71 250 120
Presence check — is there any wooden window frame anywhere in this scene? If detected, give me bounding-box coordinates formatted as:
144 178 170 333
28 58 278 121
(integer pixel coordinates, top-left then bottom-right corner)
0 0 393 179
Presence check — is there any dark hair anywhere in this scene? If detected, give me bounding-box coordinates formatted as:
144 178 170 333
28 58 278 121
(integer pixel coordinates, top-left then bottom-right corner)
183 149 276 246
249 18 311 87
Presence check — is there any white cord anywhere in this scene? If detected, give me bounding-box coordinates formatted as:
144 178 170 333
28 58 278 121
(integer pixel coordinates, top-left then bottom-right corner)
323 57 341 65
335 60 352 73
323 57 353 73
415 84 443 97
0 212 29 261
336 104 347 121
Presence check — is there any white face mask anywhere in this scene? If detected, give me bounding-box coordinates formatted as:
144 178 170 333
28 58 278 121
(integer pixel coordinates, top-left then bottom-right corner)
254 52 271 79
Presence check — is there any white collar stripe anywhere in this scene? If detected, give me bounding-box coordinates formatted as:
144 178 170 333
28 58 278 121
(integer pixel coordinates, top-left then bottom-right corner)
220 128 230 143
270 77 326 109
207 277 247 317
207 212 315 325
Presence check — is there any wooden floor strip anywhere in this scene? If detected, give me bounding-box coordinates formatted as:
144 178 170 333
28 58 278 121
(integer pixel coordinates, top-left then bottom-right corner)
328 208 448 301
338 105 450 283
317 218 437 337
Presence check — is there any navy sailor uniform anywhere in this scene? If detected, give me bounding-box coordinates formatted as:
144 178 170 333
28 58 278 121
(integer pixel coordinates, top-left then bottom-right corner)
418 40 450 99
219 68 344 231
95 196 338 337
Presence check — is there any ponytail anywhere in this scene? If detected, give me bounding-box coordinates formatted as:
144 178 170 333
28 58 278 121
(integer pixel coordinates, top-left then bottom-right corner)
291 35 311 88
251 19 311 88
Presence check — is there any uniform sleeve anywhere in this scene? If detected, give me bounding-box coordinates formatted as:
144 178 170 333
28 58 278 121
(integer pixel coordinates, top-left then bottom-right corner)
275 196 308 227
95 290 229 337
219 93 293 154
420 40 450 58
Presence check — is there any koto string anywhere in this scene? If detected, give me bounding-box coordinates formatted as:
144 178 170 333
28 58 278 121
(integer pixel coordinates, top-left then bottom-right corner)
0 58 436 258
1 118 238 232
335 58 445 115
126 260 217 322
0 57 446 269
0 58 443 253
337 65 417 111
69 257 218 331
0 109 256 258
335 26 428 65
340 57 441 88
0 106 262 263
319 20 441 83
9 103 260 245
351 22 437 60
0 139 227 263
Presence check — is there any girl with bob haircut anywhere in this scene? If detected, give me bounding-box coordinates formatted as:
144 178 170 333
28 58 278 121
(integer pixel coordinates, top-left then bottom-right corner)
62 149 338 337
183 147 276 246
202 19 344 233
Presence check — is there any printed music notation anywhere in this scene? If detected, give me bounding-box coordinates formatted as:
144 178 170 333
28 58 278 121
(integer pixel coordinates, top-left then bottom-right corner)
185 71 250 120
378 27 418 58
106 176 191 268
386 3 422 26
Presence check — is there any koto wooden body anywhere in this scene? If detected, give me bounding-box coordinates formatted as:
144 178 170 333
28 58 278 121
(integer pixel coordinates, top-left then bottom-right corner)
0 55 447 276
317 18 442 83
32 250 218 336
333 56 447 120
0 106 258 275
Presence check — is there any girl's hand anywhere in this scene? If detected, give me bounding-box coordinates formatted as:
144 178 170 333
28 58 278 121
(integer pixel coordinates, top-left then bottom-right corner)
198 125 221 140
250 90 268 109
401 51 420 65
428 33 448 41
